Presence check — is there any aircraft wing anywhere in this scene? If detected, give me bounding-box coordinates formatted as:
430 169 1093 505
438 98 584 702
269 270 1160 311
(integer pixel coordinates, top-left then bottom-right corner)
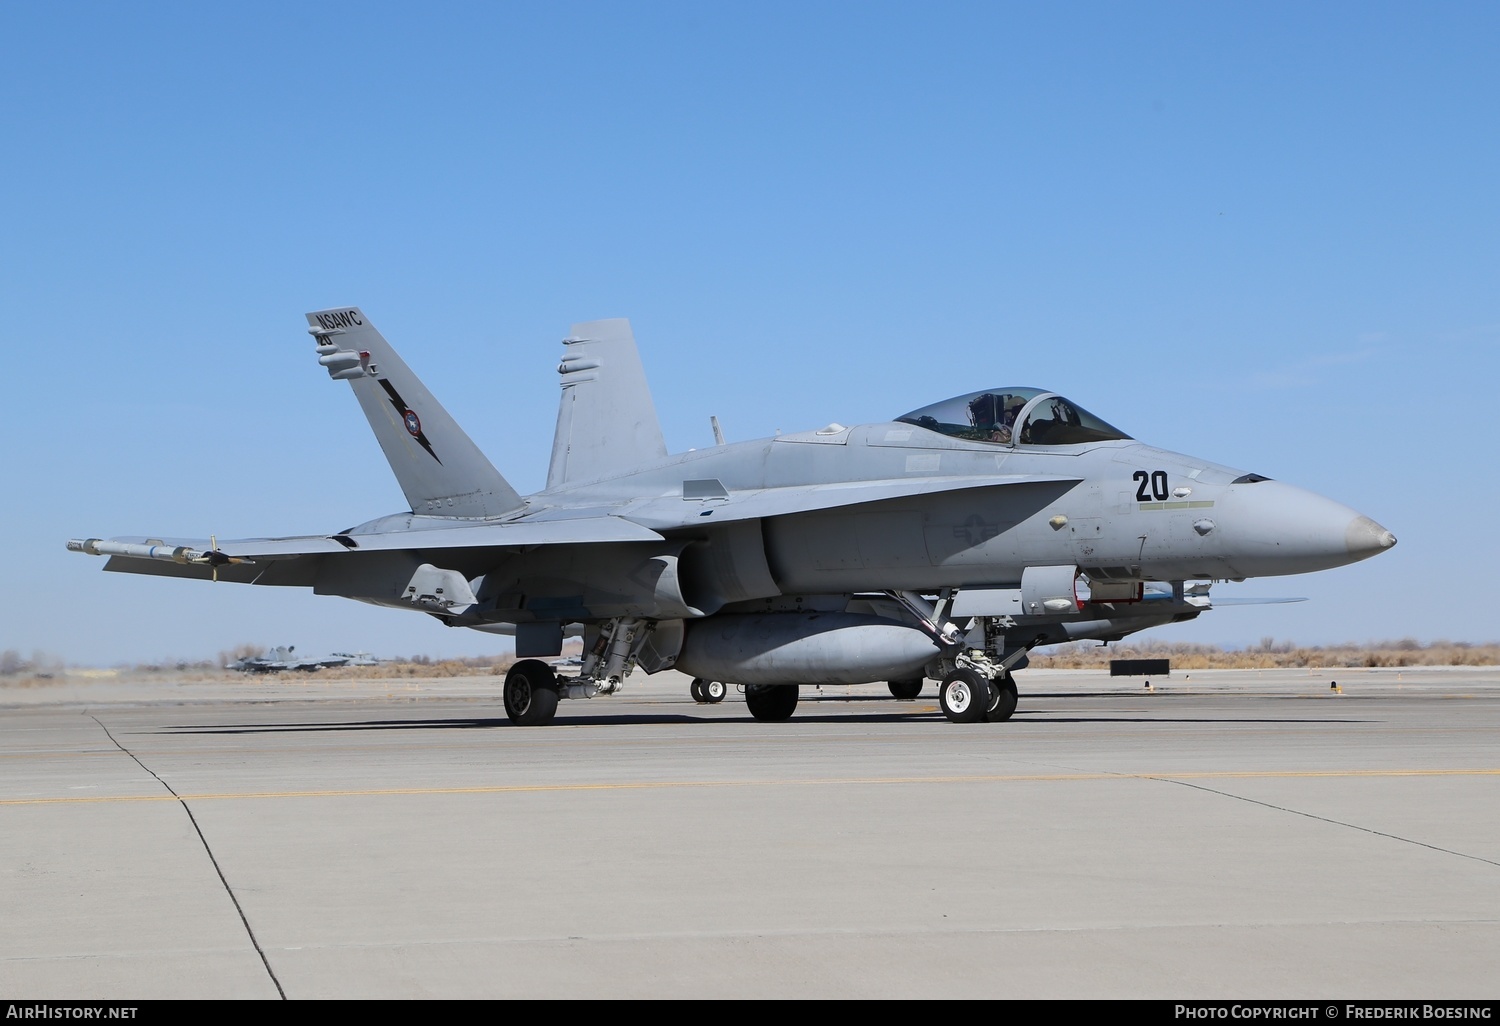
261 516 664 555
618 474 1081 531
74 476 1073 583
76 515 667 583
297 656 351 669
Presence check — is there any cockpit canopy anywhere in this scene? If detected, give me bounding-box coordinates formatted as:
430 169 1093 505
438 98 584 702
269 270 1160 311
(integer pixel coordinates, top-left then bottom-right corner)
896 388 1131 446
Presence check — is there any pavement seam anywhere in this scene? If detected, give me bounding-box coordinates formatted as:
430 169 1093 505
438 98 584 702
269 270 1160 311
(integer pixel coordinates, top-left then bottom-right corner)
1155 775 1500 870
89 714 288 1000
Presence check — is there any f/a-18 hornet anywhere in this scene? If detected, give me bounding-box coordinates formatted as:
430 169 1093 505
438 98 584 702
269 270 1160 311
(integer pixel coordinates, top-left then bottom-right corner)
70 308 1396 725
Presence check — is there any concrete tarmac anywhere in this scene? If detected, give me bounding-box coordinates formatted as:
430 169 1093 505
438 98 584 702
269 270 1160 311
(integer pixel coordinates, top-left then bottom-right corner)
2 666 1497 999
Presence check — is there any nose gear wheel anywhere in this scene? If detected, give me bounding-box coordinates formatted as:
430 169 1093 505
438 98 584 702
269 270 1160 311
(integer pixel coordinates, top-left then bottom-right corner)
939 669 992 724
986 675 1019 721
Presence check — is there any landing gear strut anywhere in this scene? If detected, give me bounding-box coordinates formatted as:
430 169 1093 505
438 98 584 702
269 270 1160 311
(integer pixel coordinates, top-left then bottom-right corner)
882 592 1030 725
502 617 663 725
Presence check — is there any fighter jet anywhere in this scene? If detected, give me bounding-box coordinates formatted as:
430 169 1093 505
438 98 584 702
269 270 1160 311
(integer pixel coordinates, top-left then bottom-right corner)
227 646 379 674
69 308 1396 725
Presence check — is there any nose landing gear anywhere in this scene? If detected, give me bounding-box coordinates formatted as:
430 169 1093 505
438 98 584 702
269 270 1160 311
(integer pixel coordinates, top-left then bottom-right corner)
690 678 727 704
985 673 1019 722
938 668 1020 723
938 669 990 723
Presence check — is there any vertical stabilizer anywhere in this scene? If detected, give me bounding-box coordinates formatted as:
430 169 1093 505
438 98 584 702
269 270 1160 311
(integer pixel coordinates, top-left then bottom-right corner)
306 307 525 518
547 318 668 489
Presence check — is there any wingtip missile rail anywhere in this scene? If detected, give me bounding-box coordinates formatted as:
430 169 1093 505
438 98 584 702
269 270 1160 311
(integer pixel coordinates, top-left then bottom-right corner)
67 538 254 568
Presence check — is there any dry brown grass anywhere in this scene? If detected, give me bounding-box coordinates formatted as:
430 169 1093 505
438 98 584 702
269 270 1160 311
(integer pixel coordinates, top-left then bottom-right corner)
207 639 1500 677
313 656 514 680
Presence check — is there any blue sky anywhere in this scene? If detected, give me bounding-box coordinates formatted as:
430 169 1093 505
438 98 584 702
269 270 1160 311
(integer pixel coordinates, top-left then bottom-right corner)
3 2 1495 665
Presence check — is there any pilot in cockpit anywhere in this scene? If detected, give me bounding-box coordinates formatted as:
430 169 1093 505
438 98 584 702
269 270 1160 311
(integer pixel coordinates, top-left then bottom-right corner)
968 393 1026 443
899 388 1130 447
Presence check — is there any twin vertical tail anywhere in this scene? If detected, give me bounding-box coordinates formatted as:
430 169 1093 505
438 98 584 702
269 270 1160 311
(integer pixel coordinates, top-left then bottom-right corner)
306 307 525 518
547 318 668 489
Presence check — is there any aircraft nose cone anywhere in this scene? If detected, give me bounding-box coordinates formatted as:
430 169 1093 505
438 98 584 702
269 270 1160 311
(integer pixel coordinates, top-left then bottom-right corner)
1217 480 1395 577
1346 516 1397 558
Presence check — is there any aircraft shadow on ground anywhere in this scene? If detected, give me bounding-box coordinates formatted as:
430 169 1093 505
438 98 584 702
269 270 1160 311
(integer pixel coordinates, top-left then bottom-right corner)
159 712 929 733
157 706 1369 734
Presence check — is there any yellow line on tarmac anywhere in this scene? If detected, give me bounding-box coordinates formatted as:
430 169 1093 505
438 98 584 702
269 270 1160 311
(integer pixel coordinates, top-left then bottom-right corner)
4 767 1499 806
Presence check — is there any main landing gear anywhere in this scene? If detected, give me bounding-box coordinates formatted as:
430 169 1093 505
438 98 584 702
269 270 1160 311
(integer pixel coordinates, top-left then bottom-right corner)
887 678 924 700
504 660 561 726
502 617 655 726
745 684 799 721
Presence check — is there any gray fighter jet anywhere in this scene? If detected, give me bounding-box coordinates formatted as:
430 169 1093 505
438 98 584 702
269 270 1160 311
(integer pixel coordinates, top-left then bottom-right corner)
69 308 1396 725
227 646 380 674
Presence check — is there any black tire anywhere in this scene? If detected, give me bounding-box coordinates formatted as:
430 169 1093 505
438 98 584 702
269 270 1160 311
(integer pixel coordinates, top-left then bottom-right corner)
504 660 560 726
745 684 799 721
704 679 727 704
939 669 991 724
888 678 923 700
690 677 706 703
986 675 1019 722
